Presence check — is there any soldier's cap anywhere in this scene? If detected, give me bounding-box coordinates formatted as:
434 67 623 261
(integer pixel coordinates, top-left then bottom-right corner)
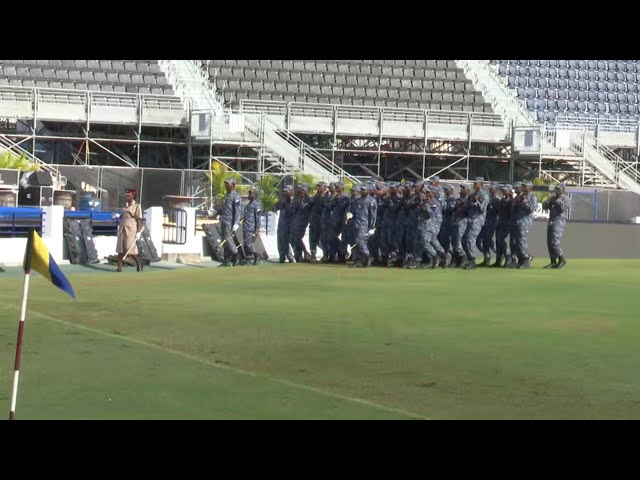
460 182 471 189
125 188 137 195
358 184 368 191
283 185 293 192
329 182 336 187
299 184 310 192
490 182 500 189
513 181 523 187
223 178 236 185
429 176 440 182
554 183 566 189
388 181 398 188
413 180 424 187
523 181 533 188
443 183 454 190
335 181 345 188
502 184 513 190
428 186 439 193
316 181 327 187
367 183 377 190
402 182 411 189
473 177 484 183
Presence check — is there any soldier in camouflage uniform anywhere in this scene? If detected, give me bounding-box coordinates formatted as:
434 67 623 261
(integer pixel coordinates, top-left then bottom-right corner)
513 181 537 269
462 177 490 269
380 182 401 266
309 181 328 263
438 184 456 265
240 186 262 266
329 182 350 263
342 187 360 263
542 183 570 269
367 182 385 265
220 178 242 267
349 184 377 268
403 181 422 269
451 183 470 268
272 185 295 263
476 182 500 267
493 184 514 268
412 186 447 269
319 182 336 263
290 183 313 263
507 181 523 268
395 182 412 267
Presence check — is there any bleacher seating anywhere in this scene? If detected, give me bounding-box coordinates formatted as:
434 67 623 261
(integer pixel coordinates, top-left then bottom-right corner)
0 60 175 96
492 60 640 123
203 60 493 112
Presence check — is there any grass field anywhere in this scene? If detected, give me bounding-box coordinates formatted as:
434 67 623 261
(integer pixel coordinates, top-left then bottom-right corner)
1 259 639 420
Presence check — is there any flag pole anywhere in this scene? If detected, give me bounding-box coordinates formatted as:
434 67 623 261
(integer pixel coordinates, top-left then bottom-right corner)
9 229 34 420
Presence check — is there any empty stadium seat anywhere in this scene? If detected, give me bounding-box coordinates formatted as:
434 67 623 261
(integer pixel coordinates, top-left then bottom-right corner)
494 59 640 123
200 60 493 113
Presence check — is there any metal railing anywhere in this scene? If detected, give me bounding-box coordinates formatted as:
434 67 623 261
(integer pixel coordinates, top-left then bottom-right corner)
163 208 187 244
239 99 505 127
158 60 220 112
244 113 359 183
0 85 187 126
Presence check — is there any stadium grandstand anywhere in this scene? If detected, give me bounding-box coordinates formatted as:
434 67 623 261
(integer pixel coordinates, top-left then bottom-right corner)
1 60 639 201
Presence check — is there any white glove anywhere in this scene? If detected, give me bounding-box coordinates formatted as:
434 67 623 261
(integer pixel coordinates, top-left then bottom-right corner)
368 229 376 235
346 213 353 220
233 224 239 230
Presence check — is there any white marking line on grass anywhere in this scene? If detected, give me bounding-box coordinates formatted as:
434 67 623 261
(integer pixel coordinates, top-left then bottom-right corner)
30 310 431 420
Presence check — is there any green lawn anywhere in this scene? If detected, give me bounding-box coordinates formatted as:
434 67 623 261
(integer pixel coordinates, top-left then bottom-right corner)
1 259 639 419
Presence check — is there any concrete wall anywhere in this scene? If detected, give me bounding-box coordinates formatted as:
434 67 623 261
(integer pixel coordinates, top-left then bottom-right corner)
3 208 638 267
528 220 640 259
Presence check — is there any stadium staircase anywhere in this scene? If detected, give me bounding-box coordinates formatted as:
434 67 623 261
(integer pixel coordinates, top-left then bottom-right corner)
461 60 640 194
160 60 356 183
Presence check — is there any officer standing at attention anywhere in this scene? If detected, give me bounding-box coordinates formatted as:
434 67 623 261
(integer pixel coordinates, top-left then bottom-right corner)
542 183 570 269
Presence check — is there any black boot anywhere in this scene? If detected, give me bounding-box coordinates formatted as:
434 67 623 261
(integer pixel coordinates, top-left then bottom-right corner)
231 254 239 266
464 258 477 270
430 256 438 269
252 254 260 266
438 254 447 269
508 256 519 269
279 256 286 264
491 257 503 268
543 258 557 269
556 256 567 269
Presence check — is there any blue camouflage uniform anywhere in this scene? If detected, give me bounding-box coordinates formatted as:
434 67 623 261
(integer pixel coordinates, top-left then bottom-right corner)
513 181 538 267
462 177 490 267
220 179 242 262
290 184 313 262
451 184 469 265
495 185 514 266
351 185 377 266
272 186 294 262
241 193 261 262
309 182 328 260
438 185 456 254
380 183 401 261
477 183 500 264
543 184 570 264
329 183 350 261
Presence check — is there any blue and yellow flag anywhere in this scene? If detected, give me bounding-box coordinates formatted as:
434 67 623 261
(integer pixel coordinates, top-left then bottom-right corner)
25 230 76 300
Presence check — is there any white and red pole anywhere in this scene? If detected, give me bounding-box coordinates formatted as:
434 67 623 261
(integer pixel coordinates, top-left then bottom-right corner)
9 229 34 420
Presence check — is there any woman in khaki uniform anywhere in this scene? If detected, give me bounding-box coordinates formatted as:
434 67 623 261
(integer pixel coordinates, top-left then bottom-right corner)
116 189 144 272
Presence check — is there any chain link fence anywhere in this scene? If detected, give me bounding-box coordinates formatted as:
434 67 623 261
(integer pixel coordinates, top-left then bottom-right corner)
52 165 214 212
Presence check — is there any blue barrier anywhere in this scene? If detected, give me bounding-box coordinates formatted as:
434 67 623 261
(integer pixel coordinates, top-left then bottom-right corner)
64 210 120 236
0 207 43 237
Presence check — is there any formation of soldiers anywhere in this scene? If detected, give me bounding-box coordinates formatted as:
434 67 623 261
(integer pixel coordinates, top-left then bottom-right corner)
270 176 570 270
